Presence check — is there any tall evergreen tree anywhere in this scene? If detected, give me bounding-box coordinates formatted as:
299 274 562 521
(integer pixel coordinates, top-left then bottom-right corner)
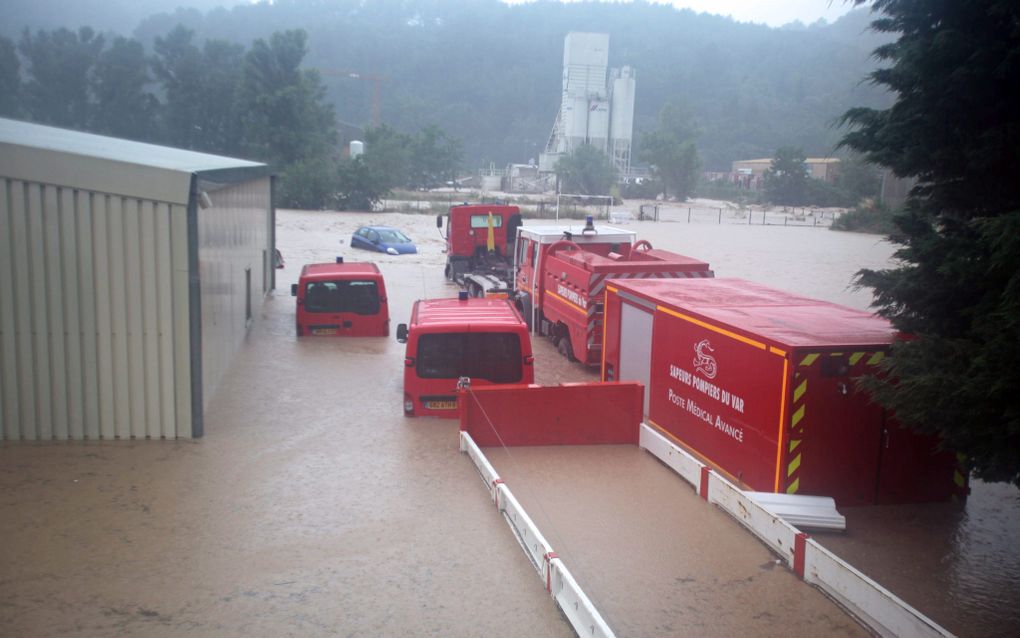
840 0 1020 485
239 29 336 168
92 37 157 141
0 36 20 117
19 27 104 128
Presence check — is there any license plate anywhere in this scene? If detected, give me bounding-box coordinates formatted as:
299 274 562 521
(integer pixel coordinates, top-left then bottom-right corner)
426 400 457 410
311 327 338 335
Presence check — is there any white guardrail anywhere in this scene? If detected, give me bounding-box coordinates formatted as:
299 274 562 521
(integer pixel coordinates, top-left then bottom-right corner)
460 431 615 638
639 424 955 638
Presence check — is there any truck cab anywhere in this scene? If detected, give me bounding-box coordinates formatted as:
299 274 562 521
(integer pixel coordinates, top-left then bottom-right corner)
437 204 523 295
396 294 534 417
291 259 389 336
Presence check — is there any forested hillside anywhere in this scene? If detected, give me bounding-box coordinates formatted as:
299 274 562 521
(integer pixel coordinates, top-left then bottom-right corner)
5 0 890 170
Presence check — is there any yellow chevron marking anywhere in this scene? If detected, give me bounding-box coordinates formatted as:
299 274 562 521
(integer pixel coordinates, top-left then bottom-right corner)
791 404 805 428
849 352 865 365
793 379 807 403
829 352 844 357
787 454 801 477
789 439 801 453
954 471 966 488
799 353 819 367
867 351 885 365
786 478 800 494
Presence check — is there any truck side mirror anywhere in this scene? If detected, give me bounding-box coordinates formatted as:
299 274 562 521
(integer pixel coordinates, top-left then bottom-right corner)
436 215 443 228
290 284 298 296
396 324 408 343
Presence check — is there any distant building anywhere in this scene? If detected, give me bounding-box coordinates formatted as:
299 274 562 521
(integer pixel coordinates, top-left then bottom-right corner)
732 157 842 184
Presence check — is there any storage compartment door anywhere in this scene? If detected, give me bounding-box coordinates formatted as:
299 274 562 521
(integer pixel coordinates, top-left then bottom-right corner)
618 302 653 415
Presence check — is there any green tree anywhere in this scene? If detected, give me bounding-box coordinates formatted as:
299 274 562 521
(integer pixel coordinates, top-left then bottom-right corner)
362 124 413 190
239 29 336 168
0 36 20 117
92 37 157 140
409 125 462 189
835 154 882 205
840 0 1020 486
554 144 617 196
19 27 104 128
638 102 701 200
764 146 808 206
152 27 245 154
337 156 389 211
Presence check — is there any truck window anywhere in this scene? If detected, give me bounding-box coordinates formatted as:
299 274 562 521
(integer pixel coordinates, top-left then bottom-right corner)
470 215 504 228
304 280 380 315
416 332 522 383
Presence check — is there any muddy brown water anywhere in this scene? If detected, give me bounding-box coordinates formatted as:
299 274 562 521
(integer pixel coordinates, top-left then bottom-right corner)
2 208 1018 636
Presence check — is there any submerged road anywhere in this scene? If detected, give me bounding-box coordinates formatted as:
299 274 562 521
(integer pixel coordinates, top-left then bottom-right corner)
0 252 864 637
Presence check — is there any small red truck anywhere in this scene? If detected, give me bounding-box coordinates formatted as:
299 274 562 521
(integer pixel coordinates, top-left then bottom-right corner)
291 258 390 337
601 277 965 506
514 219 713 366
396 293 535 417
437 203 523 297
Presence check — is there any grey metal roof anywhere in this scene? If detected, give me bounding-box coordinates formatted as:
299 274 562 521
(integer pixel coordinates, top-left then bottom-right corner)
0 118 270 204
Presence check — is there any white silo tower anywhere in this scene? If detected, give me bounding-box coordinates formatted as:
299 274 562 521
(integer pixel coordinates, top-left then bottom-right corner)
349 140 364 159
539 32 635 177
609 66 636 175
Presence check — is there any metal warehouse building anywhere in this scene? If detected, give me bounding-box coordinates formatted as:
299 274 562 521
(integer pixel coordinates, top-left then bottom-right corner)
0 118 275 440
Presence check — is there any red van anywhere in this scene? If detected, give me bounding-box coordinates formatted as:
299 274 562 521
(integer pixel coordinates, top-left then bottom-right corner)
396 294 535 417
291 258 389 336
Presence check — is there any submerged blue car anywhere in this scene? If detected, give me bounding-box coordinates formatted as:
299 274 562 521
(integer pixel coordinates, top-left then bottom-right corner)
350 225 418 255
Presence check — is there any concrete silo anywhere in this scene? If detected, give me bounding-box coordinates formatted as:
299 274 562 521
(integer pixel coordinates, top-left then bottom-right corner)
539 32 635 177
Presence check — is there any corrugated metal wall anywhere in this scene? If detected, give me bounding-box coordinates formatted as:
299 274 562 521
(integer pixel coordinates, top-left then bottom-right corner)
197 177 271 413
0 178 193 440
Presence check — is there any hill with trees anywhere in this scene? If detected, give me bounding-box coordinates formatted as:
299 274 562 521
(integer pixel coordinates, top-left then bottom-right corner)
4 0 891 172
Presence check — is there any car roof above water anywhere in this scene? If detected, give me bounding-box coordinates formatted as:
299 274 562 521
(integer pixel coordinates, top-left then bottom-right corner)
300 261 382 280
411 297 525 330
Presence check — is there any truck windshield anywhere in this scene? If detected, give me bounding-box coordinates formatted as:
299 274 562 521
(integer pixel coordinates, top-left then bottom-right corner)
469 215 504 228
303 280 380 314
416 332 522 383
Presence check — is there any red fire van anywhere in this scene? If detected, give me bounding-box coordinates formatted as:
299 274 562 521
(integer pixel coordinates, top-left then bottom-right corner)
396 294 535 417
291 258 389 336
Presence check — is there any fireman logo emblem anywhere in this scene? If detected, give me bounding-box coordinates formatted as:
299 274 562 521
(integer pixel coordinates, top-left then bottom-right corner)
693 339 718 379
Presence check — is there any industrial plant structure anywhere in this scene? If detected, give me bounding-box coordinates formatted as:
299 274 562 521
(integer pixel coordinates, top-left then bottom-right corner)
539 32 636 177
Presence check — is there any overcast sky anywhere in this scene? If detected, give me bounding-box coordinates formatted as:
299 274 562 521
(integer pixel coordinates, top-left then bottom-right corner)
504 1 860 27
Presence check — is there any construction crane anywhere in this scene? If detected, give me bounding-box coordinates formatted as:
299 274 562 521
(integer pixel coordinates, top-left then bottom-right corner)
318 69 383 126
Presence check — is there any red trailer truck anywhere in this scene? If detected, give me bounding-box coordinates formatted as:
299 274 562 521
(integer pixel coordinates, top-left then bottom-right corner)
437 203 523 297
514 221 712 366
601 277 965 506
291 258 390 336
396 293 535 418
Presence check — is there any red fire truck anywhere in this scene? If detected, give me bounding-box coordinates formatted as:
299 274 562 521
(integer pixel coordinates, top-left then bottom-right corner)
291 258 390 337
396 293 535 418
437 203 523 297
514 219 713 366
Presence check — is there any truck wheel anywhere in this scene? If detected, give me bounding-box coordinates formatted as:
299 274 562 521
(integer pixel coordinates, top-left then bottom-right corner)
557 331 577 362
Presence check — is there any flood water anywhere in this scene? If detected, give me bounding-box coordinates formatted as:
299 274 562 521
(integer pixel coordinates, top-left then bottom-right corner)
1 205 1017 636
